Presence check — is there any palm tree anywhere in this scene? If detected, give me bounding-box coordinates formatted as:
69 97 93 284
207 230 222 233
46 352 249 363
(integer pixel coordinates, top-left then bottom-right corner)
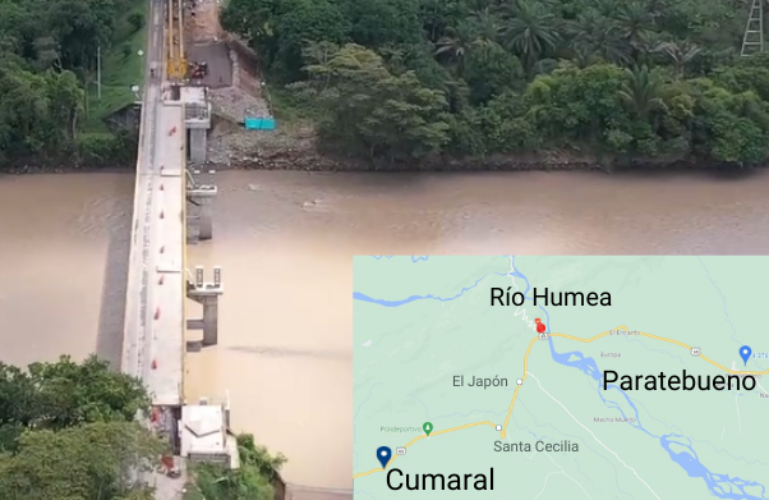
618 65 667 119
468 7 503 48
615 2 657 61
434 22 478 65
434 18 502 75
498 0 560 73
653 40 701 77
589 0 619 18
568 12 631 66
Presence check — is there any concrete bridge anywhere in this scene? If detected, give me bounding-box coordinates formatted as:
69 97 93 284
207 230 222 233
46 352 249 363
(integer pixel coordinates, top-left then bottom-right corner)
120 2 353 499
121 0 220 405
120 0 229 494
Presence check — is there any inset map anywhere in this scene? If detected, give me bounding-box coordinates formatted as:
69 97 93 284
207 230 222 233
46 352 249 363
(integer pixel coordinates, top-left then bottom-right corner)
353 256 769 499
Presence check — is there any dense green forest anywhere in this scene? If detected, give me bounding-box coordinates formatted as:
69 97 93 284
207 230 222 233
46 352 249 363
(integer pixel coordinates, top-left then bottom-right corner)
222 0 769 166
3 0 769 168
0 355 285 500
0 0 143 167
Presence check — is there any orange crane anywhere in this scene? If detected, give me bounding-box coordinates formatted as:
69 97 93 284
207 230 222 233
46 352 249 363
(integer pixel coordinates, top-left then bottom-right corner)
166 0 187 80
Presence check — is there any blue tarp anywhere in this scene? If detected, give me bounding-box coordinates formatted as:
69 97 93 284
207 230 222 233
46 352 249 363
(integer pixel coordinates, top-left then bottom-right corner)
244 117 276 130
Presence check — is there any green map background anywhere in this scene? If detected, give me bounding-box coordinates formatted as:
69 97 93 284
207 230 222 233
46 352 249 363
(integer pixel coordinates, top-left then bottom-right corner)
353 256 769 499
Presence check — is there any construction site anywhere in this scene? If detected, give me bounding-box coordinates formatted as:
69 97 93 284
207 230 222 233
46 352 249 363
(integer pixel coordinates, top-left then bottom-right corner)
179 0 290 167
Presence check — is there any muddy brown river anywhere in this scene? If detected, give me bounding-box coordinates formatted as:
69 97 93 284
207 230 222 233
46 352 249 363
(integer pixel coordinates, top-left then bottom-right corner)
1 168 769 489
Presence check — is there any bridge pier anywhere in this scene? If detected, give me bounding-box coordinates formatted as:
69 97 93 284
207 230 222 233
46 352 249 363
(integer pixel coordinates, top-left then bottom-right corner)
179 87 215 241
187 172 217 241
198 196 213 240
187 266 223 346
189 128 207 163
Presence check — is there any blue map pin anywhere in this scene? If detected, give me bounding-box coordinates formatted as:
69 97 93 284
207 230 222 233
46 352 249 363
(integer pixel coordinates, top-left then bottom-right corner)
739 345 752 366
376 446 392 469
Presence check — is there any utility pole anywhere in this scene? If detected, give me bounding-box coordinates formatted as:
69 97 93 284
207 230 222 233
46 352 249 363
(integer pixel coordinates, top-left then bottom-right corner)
97 45 102 100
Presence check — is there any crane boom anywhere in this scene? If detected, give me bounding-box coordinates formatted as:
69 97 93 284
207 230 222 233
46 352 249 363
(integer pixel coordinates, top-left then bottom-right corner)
166 0 187 80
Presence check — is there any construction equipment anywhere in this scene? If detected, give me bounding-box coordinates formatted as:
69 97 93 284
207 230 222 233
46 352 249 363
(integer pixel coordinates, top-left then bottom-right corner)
188 60 208 80
166 0 187 80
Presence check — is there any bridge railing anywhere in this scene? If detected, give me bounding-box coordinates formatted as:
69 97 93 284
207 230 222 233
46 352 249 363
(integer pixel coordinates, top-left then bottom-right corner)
120 61 153 377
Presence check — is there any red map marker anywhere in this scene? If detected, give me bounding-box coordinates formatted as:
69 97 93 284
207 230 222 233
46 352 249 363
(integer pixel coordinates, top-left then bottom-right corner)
535 318 546 333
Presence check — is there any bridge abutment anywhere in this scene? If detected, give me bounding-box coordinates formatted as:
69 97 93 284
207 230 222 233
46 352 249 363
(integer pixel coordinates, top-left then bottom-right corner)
181 86 211 164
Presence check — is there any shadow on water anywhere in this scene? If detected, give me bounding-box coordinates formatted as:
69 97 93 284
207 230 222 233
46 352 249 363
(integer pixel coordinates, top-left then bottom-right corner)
307 171 431 194
305 164 766 193
228 345 351 362
588 164 765 182
95 202 132 370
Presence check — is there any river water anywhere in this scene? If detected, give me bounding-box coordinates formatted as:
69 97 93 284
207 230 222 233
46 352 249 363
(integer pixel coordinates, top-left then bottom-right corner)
1 168 769 489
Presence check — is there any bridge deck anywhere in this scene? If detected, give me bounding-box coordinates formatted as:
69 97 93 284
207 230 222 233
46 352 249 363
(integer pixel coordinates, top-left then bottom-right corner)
119 0 189 497
147 101 185 405
122 0 186 405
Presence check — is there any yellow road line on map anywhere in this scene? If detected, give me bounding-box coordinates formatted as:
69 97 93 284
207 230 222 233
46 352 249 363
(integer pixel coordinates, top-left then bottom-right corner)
499 337 537 435
550 331 612 343
637 331 768 376
353 421 497 479
499 330 611 438
352 325 769 480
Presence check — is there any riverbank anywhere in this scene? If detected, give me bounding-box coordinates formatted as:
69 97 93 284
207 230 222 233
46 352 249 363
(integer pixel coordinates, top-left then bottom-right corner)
2 148 761 176
198 145 764 173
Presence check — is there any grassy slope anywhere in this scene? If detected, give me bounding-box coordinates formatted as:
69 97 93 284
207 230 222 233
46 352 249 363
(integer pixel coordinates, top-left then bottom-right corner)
83 0 148 132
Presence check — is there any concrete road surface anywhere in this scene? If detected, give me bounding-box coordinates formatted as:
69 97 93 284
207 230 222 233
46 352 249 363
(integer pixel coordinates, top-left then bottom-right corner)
122 0 188 497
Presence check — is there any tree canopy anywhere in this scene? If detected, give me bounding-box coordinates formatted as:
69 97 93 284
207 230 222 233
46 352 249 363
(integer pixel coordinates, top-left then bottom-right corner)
0 355 161 500
0 0 140 167
0 355 287 500
222 0 769 166
0 355 150 450
0 421 163 500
